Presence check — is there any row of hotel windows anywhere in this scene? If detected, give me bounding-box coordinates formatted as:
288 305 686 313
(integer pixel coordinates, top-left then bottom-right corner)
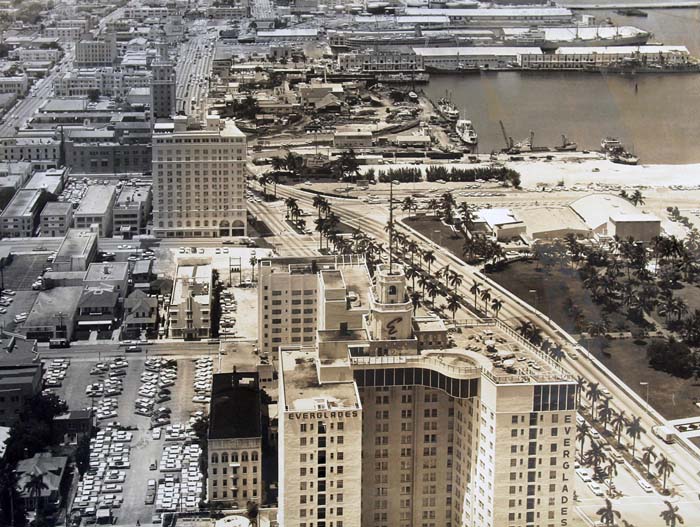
354 367 479 399
210 451 258 463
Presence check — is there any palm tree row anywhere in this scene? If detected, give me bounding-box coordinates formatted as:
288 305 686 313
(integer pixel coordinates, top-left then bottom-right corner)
597 498 684 527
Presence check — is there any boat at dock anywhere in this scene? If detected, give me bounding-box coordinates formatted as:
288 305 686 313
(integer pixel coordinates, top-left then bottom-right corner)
601 137 639 164
437 97 460 121
456 119 478 145
554 134 577 151
615 8 648 16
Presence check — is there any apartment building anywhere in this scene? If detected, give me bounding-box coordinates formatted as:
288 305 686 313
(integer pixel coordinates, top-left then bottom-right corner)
74 185 117 237
0 137 60 165
40 202 74 237
169 259 212 339
113 184 152 236
74 35 118 67
0 188 47 238
257 255 369 355
278 263 577 527
152 116 247 239
151 58 176 119
208 372 264 506
52 229 98 272
0 76 29 95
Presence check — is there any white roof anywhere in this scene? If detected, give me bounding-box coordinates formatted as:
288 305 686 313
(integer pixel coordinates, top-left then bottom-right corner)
405 7 572 17
413 46 543 56
502 26 647 40
570 193 637 230
395 15 450 23
256 28 318 37
556 45 688 55
477 208 520 229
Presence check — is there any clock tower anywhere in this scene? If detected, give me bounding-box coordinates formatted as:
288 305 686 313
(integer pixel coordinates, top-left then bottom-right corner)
368 264 413 341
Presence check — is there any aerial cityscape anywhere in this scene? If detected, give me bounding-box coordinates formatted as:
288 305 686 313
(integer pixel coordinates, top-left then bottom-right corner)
0 0 698 525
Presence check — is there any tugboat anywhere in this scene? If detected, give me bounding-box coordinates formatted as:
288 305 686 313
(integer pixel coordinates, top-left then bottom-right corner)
437 97 460 121
555 134 577 152
455 118 478 145
601 136 639 164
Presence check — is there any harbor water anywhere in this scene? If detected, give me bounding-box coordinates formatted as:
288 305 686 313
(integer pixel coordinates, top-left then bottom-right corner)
424 8 700 163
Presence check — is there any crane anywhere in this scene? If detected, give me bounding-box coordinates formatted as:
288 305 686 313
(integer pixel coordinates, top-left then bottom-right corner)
499 120 514 151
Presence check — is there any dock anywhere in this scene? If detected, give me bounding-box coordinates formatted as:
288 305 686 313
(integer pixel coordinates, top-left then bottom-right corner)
562 1 700 8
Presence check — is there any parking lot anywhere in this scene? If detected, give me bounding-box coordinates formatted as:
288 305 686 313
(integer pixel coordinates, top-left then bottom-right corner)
50 353 215 525
3 253 52 290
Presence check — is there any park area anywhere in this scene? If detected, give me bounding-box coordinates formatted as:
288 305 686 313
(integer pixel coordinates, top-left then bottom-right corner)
487 260 700 420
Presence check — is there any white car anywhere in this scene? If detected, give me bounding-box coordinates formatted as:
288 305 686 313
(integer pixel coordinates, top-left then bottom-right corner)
637 479 653 493
587 482 604 496
575 468 591 482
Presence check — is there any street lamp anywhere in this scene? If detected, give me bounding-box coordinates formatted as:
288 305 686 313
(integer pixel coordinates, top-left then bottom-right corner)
640 381 650 410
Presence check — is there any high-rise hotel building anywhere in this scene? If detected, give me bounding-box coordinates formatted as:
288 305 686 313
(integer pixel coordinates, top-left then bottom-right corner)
272 257 577 527
152 115 247 239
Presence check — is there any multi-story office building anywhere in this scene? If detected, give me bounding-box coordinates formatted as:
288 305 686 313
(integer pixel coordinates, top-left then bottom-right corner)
74 185 117 237
0 188 48 238
152 116 247 239
113 184 152 236
208 371 265 506
168 259 212 339
40 202 74 237
257 255 369 355
277 262 577 527
151 58 176 119
74 35 117 67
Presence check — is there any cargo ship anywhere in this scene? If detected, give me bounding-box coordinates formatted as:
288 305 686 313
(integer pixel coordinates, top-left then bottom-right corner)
438 97 460 121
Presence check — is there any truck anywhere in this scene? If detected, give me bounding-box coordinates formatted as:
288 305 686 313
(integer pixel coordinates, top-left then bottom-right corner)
653 425 675 444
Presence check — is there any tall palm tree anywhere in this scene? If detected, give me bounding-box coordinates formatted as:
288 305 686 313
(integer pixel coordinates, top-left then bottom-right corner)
24 471 47 511
655 455 675 493
641 445 657 478
425 280 439 305
584 441 608 471
401 196 417 218
610 410 627 446
447 293 461 322
596 498 621 527
410 291 421 314
405 264 419 290
660 500 684 526
480 288 492 315
577 421 590 459
0 459 19 526
576 376 587 407
469 280 481 311
597 396 613 432
491 298 504 319
417 273 430 295
422 249 436 275
587 382 602 420
249 256 258 282
604 459 618 489
449 270 463 294
626 416 645 459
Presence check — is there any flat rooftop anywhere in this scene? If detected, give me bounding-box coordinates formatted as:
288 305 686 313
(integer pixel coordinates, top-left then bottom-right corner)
54 229 97 264
172 262 212 305
1 189 43 218
413 46 543 56
0 335 37 367
260 254 365 275
318 328 368 343
75 185 116 216
85 262 129 282
209 372 262 440
280 347 359 412
115 185 151 206
24 286 83 328
404 7 572 16
41 202 73 217
413 316 447 333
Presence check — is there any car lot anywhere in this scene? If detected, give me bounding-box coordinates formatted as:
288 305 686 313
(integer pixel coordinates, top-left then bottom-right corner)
54 354 212 525
3 253 52 290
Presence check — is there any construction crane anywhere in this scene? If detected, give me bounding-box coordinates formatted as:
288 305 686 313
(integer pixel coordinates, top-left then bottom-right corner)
499 120 514 151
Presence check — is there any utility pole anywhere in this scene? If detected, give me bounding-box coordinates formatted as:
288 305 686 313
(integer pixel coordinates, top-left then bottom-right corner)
388 179 394 274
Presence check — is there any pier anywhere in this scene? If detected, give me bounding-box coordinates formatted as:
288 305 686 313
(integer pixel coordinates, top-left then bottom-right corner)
562 1 700 8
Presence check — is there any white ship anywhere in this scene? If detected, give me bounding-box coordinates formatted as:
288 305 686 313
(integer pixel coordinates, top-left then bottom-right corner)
438 97 460 121
456 119 478 145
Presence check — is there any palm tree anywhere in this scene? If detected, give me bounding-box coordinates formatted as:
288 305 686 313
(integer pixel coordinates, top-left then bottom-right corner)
425 280 439 305
249 256 258 282
585 441 608 472
448 270 463 294
587 382 602 420
491 298 504 319
469 280 481 311
626 416 645 459
247 501 260 527
660 500 684 526
401 196 417 218
480 288 492 315
410 291 421 315
604 459 618 489
576 376 587 407
405 264 419 290
610 411 627 446
24 471 47 511
447 293 461 322
577 421 590 459
422 249 436 275
596 498 621 527
641 445 657 477
655 454 675 493
597 396 614 432
417 273 430 295
631 189 645 206
0 459 19 526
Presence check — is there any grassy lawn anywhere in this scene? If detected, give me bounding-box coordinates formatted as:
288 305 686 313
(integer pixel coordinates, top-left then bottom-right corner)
488 261 700 420
404 215 465 258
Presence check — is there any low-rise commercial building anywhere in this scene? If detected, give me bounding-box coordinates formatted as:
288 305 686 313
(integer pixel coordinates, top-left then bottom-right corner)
16 453 69 512
169 259 212 340
570 193 661 241
122 290 158 338
413 46 542 71
338 50 424 72
208 372 265 506
84 262 130 297
40 202 74 237
52 229 98 272
333 130 373 149
74 185 117 237
113 184 152 236
76 289 120 332
0 334 40 427
0 75 29 95
23 286 83 342
0 188 48 238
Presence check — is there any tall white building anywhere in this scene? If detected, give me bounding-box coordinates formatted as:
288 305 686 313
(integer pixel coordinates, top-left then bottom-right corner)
275 261 577 527
152 116 247 239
